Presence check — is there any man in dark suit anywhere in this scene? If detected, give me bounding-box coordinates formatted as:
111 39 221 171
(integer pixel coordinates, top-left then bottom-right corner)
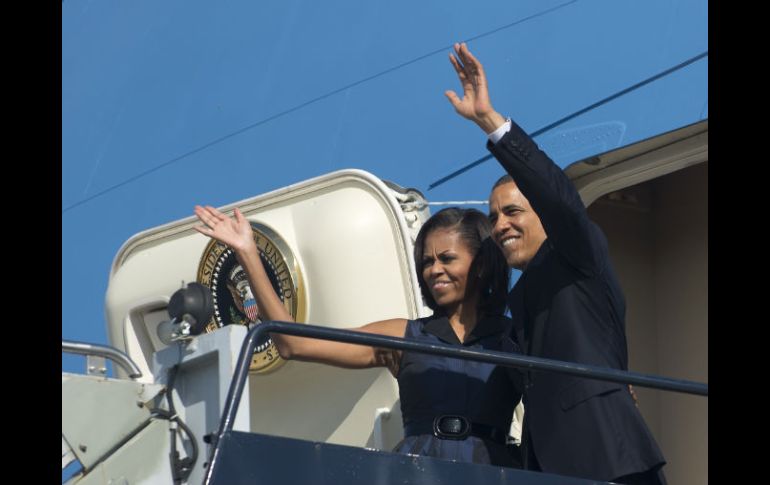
445 42 667 484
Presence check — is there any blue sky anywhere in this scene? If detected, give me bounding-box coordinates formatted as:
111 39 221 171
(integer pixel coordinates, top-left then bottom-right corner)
62 0 707 375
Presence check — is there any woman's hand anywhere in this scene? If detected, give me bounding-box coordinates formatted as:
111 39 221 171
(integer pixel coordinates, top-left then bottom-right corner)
194 205 256 254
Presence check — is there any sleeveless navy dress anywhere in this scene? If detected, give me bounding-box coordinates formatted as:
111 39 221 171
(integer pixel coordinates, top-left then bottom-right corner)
392 314 523 467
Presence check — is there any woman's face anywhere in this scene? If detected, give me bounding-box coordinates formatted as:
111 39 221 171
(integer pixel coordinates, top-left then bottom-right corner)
421 228 477 311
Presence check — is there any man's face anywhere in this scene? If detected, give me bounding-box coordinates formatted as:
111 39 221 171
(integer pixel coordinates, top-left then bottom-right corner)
488 181 547 270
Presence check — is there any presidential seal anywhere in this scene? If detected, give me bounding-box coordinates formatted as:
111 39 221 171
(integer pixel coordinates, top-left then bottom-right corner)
197 221 306 373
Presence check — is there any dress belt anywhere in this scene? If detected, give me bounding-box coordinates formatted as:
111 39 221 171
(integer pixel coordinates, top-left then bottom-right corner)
404 415 508 444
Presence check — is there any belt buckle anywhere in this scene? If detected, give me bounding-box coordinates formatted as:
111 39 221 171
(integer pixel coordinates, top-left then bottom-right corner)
432 415 470 440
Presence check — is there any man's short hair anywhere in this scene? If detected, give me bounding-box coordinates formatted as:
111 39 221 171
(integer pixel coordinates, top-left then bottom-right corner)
492 174 515 190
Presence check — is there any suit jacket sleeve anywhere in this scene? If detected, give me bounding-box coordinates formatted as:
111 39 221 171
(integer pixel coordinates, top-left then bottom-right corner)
487 119 607 276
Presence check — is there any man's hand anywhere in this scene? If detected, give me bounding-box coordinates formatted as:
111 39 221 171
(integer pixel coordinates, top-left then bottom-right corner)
445 42 506 134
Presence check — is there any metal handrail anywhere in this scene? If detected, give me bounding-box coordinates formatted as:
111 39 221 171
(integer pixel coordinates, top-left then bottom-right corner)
62 340 143 379
202 320 708 484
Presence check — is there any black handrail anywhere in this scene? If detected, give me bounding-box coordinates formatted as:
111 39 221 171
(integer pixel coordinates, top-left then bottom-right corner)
203 320 707 484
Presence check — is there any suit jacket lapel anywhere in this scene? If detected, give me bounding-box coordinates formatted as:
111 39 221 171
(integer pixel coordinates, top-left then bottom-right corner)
529 315 547 358
508 281 528 354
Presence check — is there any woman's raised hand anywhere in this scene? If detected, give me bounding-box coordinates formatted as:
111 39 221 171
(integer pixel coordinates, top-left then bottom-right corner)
194 205 256 254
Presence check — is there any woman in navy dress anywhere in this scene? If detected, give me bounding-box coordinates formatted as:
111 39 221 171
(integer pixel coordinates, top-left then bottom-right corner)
195 205 523 467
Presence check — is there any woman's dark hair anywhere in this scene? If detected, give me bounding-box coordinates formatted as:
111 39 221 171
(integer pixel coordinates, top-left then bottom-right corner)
413 207 509 317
